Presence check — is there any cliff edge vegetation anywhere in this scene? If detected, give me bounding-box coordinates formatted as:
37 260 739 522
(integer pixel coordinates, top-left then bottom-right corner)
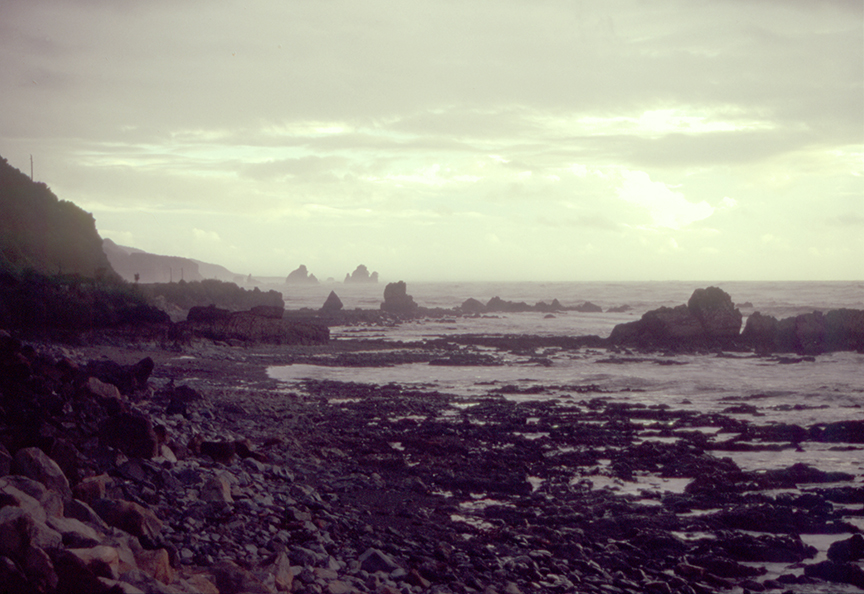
0 156 115 279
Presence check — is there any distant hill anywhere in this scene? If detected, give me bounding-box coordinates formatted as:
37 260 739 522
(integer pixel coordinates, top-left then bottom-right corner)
103 239 243 284
0 156 115 279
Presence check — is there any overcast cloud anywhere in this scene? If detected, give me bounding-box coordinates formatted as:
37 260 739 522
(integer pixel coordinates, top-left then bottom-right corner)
1 0 861 281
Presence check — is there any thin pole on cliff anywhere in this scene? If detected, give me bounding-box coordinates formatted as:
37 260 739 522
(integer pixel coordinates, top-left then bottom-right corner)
30 155 33 181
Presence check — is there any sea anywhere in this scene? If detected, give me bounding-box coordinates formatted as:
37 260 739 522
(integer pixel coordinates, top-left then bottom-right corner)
266 281 864 590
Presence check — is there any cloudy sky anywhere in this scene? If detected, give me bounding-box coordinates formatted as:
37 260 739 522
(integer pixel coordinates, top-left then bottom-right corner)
2 0 862 281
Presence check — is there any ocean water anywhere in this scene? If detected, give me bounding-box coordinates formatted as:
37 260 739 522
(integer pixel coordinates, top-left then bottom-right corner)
267 281 864 590
274 279 864 340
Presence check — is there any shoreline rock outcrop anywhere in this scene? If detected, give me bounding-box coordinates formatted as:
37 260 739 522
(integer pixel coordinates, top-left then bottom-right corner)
609 286 864 354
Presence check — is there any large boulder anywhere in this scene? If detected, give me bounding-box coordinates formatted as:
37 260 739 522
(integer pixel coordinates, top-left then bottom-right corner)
380 282 418 315
687 287 742 341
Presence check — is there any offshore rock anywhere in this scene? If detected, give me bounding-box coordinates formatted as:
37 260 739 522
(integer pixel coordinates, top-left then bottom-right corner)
687 286 742 341
486 296 532 313
321 291 343 313
285 265 319 285
344 265 378 284
742 308 864 354
610 287 741 350
573 301 602 313
380 281 418 315
778 312 827 355
609 304 702 348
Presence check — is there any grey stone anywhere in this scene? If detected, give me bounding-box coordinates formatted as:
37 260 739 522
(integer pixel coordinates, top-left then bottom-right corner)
12 447 72 501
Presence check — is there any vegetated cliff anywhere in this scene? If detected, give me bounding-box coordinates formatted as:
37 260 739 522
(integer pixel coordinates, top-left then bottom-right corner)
0 156 115 279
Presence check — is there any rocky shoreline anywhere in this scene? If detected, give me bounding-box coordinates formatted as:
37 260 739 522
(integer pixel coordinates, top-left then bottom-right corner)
1 327 864 594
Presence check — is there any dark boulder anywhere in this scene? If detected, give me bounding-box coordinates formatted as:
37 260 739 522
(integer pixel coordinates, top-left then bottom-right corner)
485 296 532 313
380 281 418 315
828 534 864 563
321 291 343 313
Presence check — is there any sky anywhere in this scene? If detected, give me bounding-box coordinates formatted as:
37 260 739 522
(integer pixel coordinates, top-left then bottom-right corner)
1 0 862 282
